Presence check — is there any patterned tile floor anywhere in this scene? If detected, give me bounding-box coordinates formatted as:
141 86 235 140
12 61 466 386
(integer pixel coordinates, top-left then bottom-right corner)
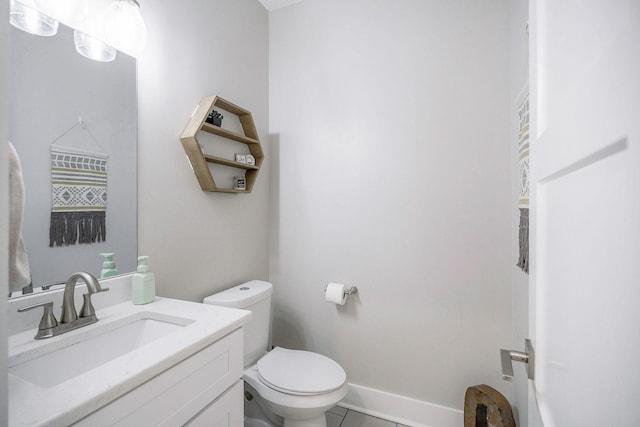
326 406 410 427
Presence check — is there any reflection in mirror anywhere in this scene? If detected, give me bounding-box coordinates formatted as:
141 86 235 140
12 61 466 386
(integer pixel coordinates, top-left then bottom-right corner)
8 22 137 298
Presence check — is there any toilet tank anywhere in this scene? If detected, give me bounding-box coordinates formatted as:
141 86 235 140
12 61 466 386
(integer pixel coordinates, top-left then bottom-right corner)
203 280 273 367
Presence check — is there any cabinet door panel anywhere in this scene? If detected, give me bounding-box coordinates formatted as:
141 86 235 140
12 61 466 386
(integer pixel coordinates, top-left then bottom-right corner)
185 380 244 427
74 329 243 426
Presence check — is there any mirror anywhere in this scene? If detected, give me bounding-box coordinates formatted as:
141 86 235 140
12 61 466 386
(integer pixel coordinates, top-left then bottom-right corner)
8 22 137 297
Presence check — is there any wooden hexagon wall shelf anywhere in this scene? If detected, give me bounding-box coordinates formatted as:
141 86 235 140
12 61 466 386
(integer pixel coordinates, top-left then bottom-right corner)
180 96 264 193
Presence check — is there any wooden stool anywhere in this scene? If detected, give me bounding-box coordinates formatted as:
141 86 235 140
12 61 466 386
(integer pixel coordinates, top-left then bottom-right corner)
464 384 516 427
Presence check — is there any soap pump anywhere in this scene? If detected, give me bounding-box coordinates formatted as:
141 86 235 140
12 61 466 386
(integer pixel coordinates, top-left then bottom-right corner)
132 255 155 305
100 253 118 278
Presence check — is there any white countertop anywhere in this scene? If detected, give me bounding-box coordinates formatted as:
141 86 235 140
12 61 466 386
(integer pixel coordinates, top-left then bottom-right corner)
8 297 251 427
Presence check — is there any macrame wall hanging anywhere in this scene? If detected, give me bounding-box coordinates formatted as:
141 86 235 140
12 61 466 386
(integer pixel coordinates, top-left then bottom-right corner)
516 87 529 273
49 118 108 247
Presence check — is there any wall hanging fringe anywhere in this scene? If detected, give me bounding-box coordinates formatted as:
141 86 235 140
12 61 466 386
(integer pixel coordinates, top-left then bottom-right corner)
516 208 529 273
50 211 106 246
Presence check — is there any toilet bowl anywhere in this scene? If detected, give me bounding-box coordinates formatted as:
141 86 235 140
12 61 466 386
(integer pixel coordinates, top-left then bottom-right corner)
245 381 281 427
245 347 348 427
204 281 348 427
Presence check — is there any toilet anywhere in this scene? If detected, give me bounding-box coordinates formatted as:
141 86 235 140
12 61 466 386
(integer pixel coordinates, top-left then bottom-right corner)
204 280 348 427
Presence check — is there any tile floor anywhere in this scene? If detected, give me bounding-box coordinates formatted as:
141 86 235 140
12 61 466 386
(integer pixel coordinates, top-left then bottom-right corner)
326 406 410 427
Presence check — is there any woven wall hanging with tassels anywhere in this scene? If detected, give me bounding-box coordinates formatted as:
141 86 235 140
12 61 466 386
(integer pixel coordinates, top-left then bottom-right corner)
516 87 529 273
48 118 108 247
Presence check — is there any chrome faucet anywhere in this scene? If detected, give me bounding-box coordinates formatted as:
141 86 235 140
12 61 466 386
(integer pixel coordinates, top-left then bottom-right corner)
61 272 108 323
18 272 109 339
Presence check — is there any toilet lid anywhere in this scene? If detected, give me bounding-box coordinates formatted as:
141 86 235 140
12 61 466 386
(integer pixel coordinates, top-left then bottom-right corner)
257 347 346 396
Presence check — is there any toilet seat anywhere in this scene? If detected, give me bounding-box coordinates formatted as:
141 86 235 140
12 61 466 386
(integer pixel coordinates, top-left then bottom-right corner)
244 365 349 420
256 347 346 396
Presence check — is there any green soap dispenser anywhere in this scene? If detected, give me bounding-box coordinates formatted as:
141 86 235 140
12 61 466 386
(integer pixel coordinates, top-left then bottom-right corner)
100 253 118 278
132 255 155 305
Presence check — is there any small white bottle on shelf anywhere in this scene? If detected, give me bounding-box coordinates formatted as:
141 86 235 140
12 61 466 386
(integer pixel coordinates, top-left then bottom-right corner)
132 255 155 305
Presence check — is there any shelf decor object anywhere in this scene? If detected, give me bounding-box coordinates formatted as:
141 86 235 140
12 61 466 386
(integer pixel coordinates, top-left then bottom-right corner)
206 110 223 126
180 96 263 193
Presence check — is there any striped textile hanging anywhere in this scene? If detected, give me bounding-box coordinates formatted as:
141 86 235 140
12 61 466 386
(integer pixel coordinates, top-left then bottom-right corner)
49 148 107 247
516 90 529 274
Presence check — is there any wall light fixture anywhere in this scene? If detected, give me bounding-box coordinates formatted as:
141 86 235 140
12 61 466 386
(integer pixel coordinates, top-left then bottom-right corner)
104 0 147 57
9 0 147 62
35 0 89 24
9 0 58 37
74 30 117 62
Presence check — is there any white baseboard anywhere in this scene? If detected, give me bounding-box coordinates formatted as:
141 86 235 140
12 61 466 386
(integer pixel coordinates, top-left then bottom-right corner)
339 383 463 427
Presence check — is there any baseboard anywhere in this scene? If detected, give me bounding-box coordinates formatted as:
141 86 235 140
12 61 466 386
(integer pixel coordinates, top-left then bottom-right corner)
339 383 463 427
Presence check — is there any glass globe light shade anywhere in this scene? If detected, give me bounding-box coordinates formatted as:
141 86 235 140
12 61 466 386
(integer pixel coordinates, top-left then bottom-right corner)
74 30 117 62
10 0 58 37
103 0 147 57
35 0 89 23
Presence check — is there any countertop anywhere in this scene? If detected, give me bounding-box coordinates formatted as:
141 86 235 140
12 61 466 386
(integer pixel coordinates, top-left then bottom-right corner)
8 297 251 427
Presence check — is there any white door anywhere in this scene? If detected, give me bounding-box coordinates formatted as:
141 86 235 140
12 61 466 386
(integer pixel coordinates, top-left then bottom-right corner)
527 1 640 426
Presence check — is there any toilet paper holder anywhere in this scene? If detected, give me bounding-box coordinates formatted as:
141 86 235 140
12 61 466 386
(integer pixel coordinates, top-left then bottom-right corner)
344 286 358 296
324 285 358 297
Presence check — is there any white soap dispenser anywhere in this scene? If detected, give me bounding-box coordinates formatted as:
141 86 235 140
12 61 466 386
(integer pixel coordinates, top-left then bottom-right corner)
132 255 155 304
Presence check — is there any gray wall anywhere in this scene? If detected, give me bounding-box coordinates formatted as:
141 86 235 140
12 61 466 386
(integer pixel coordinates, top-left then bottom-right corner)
137 0 270 302
269 0 512 410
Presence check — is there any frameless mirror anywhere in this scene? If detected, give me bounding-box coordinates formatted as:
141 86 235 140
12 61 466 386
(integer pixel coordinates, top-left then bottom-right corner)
8 22 137 297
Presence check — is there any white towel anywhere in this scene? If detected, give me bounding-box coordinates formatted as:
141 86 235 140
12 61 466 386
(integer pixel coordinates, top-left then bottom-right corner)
8 142 31 292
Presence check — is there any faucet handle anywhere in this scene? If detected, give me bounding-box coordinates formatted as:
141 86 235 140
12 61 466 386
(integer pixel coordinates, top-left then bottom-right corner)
79 287 109 318
18 301 58 332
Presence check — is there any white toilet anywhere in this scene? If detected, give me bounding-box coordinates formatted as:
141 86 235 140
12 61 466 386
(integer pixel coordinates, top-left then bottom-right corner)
204 280 348 427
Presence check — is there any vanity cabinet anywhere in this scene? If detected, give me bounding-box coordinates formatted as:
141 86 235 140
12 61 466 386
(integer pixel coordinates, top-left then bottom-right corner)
74 328 244 426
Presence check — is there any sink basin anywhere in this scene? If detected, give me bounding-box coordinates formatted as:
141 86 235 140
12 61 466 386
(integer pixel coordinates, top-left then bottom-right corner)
9 312 193 388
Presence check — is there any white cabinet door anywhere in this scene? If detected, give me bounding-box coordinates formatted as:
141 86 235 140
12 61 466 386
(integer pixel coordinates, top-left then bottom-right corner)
75 329 243 426
185 380 244 427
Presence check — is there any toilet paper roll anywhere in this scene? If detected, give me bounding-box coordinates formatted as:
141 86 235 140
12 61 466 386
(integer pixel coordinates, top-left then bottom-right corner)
325 283 347 305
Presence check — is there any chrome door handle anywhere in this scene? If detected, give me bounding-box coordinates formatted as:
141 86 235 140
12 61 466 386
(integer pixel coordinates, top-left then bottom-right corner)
501 339 535 381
